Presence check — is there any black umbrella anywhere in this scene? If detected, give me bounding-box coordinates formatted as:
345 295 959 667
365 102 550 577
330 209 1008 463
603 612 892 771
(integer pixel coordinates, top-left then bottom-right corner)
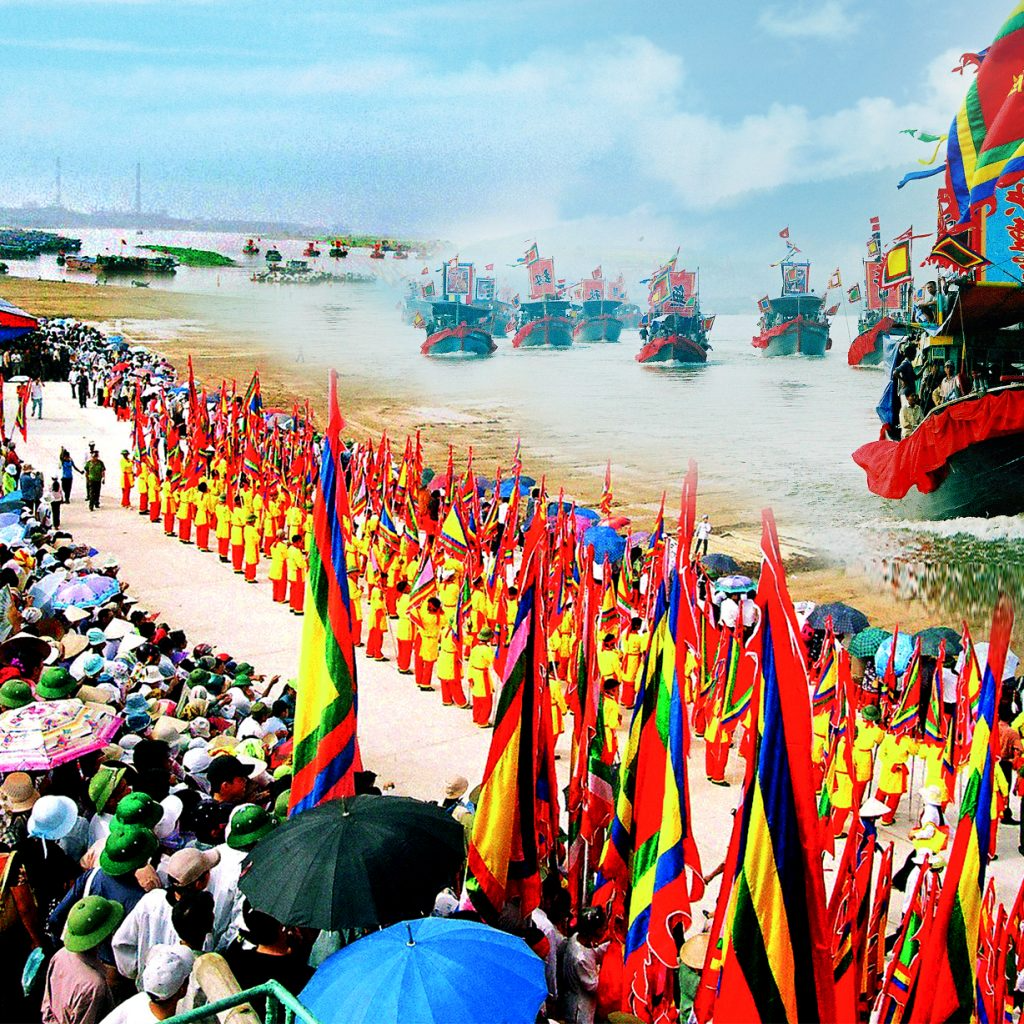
700 553 739 578
806 602 870 635
914 626 962 659
238 795 464 931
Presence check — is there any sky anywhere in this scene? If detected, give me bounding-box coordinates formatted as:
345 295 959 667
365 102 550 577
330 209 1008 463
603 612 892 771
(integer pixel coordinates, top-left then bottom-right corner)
0 0 1013 307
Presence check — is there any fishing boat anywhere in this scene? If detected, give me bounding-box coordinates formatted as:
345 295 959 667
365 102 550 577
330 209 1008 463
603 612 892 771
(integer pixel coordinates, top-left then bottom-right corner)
285 259 310 273
329 241 349 258
265 247 282 263
512 298 573 348
637 312 712 365
0 245 36 260
393 246 409 260
370 243 385 260
573 298 623 343
853 283 1024 517
420 301 496 357
752 256 831 356
95 254 177 276
302 242 321 258
64 255 98 273
242 239 260 256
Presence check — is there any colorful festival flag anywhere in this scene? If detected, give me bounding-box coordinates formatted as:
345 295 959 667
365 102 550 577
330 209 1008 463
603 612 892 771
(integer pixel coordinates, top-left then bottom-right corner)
847 283 862 303
289 371 361 813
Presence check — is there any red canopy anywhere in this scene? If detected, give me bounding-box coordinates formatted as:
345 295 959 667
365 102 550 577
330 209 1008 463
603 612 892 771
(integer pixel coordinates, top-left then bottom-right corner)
847 315 894 366
852 387 1024 498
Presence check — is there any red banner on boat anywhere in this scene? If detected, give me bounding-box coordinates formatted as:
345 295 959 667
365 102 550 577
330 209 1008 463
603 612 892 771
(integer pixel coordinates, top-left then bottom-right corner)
852 389 1024 498
529 258 556 298
864 260 896 311
580 277 605 300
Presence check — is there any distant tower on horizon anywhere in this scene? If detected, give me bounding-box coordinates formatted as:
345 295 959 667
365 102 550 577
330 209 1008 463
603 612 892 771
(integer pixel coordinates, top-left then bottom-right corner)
55 157 62 209
134 161 142 217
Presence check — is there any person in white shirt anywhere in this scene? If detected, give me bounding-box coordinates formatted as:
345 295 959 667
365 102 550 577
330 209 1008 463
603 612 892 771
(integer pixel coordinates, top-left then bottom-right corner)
98 944 195 1024
694 514 712 557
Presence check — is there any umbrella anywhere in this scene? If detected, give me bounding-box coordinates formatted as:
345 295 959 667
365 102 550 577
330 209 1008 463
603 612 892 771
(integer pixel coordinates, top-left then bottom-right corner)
849 627 892 660
300 918 547 1024
582 525 627 564
28 571 68 614
0 491 23 513
111 361 130 372
807 602 870 635
599 515 631 530
547 501 599 522
914 626 962 659
0 513 20 528
714 574 755 595
52 574 121 610
0 699 122 772
474 477 493 497
497 477 531 499
7 375 28 384
420 468 436 488
0 523 26 546
700 553 739 578
959 641 1020 682
875 633 915 678
238 795 464 930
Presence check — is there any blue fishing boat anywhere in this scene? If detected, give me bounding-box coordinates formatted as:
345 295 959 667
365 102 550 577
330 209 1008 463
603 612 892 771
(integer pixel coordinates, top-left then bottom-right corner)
573 299 623 343
637 312 712 365
512 299 573 348
420 301 496 358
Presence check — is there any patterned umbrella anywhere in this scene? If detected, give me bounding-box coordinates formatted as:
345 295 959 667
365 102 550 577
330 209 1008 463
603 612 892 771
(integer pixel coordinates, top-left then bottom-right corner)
914 626 962 659
849 627 892 660
700 553 739 578
0 699 122 772
52 574 120 610
807 602 870 635
714 574 755 595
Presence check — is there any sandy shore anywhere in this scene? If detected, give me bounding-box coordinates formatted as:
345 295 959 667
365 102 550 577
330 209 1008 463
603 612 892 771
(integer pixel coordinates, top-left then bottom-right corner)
3 276 952 638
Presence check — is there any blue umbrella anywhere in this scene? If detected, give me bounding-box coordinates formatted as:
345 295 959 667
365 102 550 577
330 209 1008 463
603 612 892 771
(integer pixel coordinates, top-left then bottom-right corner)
497 477 532 499
0 523 25 546
875 633 915 678
300 918 546 1024
700 552 739 577
474 477 493 497
52 574 121 610
27 572 65 614
547 501 599 522
0 513 21 528
582 525 627 564
807 602 870 635
714 574 754 595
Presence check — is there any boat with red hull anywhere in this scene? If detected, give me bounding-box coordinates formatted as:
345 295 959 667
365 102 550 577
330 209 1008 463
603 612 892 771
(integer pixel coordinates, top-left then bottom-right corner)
420 302 495 358
752 297 831 356
852 284 1024 518
637 313 711 365
572 299 623 343
512 299 573 349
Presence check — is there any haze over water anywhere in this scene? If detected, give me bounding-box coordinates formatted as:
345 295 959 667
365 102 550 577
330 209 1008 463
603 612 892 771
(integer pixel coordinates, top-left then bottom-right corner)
10 227 1024 626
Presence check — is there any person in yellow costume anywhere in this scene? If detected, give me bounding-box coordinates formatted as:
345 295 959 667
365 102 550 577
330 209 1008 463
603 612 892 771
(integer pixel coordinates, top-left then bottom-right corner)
136 461 149 517
852 704 883 804
827 735 855 838
410 597 443 690
909 784 950 856
119 449 134 508
439 571 460 620
602 679 622 760
620 618 647 709
160 479 175 536
365 582 389 661
597 633 622 695
348 570 364 646
468 577 489 639
394 581 414 674
437 627 466 707
874 732 915 825
268 531 288 603
286 535 306 615
469 629 497 727
147 468 160 524
194 482 213 552
243 514 261 583
551 674 569 743
261 495 279 557
214 496 231 561
176 485 193 544
503 585 519 644
230 500 247 573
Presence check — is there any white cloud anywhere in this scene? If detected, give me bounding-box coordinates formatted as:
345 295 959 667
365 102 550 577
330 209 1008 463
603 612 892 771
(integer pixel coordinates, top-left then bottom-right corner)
759 0 855 38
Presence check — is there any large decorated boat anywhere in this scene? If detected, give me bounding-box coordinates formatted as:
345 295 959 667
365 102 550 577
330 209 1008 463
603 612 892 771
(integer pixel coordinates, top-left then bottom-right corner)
95 254 177 276
573 298 623 343
420 301 496 357
512 298 573 348
242 239 260 256
302 241 321 258
752 259 831 356
637 312 712 365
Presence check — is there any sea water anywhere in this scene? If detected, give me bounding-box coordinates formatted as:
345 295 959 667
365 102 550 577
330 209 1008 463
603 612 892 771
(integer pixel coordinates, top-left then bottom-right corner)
8 227 1024 627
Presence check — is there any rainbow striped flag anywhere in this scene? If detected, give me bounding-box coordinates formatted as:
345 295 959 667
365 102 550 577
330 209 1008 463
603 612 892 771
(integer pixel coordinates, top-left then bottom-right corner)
289 371 361 814
712 511 836 1023
888 639 922 738
911 595 1014 1022
465 524 558 921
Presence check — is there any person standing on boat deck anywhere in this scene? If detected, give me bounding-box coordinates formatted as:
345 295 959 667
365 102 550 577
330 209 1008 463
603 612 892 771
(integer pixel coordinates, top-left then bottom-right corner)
899 392 924 439
889 342 918 435
939 361 961 403
693 514 712 558
920 359 943 413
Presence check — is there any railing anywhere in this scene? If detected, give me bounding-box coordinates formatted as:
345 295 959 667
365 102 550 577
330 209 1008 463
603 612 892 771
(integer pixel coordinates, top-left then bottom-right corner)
164 981 320 1024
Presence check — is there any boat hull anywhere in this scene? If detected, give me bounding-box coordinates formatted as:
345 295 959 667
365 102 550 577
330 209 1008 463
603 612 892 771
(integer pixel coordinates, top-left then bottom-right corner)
512 316 573 349
573 315 623 343
636 333 708 365
752 316 830 357
848 315 911 367
884 434 1024 519
421 324 496 358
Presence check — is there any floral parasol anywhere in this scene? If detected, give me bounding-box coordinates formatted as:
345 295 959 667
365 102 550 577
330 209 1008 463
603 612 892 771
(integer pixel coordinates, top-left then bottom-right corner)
0 699 122 772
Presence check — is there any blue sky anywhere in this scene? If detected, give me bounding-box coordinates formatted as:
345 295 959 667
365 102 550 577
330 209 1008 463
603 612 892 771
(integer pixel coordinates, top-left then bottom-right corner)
0 0 1012 306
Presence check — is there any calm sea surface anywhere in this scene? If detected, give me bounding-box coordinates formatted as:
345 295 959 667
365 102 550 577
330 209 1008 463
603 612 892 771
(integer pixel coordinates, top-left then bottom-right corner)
6 227 1023 625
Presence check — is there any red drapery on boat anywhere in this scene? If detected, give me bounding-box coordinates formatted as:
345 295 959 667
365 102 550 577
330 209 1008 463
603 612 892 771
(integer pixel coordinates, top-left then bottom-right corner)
751 314 811 349
847 315 894 366
852 388 1024 498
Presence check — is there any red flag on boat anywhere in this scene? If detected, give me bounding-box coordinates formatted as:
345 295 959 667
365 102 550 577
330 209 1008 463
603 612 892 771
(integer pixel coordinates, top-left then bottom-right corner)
779 226 790 239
